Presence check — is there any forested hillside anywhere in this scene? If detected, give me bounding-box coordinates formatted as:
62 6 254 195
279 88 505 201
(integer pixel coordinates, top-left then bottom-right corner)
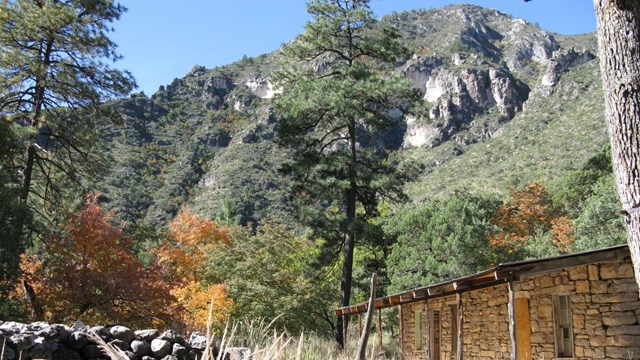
0 2 625 335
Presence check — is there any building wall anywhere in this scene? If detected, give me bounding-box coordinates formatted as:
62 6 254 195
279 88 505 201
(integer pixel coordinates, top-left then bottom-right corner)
399 255 640 360
515 256 640 359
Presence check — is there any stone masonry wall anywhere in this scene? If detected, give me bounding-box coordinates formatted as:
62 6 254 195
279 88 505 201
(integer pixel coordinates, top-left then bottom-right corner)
515 256 640 359
399 255 639 360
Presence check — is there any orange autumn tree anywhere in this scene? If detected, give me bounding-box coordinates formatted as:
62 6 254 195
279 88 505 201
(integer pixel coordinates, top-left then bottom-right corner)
489 182 575 258
156 207 234 331
20 196 175 327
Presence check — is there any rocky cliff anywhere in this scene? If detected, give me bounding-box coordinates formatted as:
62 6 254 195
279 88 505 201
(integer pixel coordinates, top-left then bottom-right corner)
97 4 606 226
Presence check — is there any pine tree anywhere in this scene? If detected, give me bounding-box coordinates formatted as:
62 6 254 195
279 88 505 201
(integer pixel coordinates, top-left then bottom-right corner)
0 0 135 237
273 0 421 347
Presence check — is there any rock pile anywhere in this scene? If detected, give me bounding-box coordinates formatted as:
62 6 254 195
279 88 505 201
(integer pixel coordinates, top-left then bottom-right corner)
0 321 224 360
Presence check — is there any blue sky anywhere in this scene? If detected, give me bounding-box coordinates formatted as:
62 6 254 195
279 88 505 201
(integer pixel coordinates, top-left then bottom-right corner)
111 1 597 96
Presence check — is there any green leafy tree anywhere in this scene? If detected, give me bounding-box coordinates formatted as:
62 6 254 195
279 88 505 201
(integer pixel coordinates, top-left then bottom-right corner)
273 0 421 346
573 177 626 251
207 221 335 334
551 146 625 252
385 193 499 293
0 0 135 237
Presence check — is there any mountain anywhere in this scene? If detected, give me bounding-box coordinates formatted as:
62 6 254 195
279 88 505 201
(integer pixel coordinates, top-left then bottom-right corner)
96 4 606 228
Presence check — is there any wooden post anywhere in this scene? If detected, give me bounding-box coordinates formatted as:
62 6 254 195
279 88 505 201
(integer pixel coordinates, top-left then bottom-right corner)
377 308 383 354
358 313 362 339
424 300 431 360
508 281 517 360
356 273 377 360
343 314 348 353
456 293 463 360
398 304 404 360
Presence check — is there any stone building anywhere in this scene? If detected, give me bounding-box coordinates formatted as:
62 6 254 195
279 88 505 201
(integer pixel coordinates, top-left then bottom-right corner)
335 244 639 359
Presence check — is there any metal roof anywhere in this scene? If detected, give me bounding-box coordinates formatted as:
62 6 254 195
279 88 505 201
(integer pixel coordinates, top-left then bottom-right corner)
334 244 630 316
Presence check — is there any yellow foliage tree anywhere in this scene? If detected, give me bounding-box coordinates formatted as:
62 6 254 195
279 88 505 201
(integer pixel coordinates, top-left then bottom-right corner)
156 207 234 332
489 182 575 256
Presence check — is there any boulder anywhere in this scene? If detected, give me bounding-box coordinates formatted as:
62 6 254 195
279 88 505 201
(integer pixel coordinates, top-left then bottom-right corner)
110 325 136 344
135 329 159 342
159 329 185 345
109 338 130 351
131 339 152 357
9 333 35 351
188 331 207 350
90 326 112 341
173 342 189 360
66 331 89 350
151 338 172 358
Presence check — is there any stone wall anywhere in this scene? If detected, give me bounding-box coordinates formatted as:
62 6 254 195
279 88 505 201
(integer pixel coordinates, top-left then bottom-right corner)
399 255 640 359
515 256 640 359
0 321 242 360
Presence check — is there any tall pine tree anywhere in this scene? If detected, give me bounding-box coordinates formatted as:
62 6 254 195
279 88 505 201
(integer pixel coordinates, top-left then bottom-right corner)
273 0 420 347
0 0 135 239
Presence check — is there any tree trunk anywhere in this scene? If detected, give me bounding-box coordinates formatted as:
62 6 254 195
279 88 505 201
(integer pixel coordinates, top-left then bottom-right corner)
594 0 640 295
336 120 359 349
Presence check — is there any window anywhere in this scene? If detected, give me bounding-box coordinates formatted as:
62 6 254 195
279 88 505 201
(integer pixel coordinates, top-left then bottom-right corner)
415 309 423 350
432 310 441 360
451 304 458 357
553 294 574 358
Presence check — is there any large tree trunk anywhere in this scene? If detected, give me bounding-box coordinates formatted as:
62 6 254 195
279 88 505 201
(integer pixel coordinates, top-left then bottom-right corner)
336 120 359 349
594 0 640 295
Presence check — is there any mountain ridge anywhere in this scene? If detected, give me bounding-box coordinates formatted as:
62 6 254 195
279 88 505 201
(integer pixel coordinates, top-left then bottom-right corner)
96 4 606 228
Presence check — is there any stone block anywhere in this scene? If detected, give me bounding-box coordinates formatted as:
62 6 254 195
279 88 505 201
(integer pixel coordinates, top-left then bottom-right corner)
589 334 606 346
605 346 640 359
590 279 608 293
602 311 637 326
606 334 640 347
556 274 570 285
612 301 640 312
568 265 588 280
576 280 590 293
518 280 535 291
539 284 574 294
538 276 554 288
573 314 585 329
538 305 553 318
593 292 639 304
608 279 638 294
601 262 634 280
606 325 640 336
589 264 599 280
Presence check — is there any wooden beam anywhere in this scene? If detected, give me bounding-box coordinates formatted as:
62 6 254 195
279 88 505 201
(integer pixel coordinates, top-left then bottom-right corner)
508 281 517 360
424 300 431 360
456 293 463 360
389 295 401 305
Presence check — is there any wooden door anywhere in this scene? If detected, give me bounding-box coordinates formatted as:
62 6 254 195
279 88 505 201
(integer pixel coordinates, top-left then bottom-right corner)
515 298 532 360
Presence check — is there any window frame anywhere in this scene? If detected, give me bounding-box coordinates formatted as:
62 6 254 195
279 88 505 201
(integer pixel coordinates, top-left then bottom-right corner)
552 294 574 358
431 309 441 360
414 309 423 351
